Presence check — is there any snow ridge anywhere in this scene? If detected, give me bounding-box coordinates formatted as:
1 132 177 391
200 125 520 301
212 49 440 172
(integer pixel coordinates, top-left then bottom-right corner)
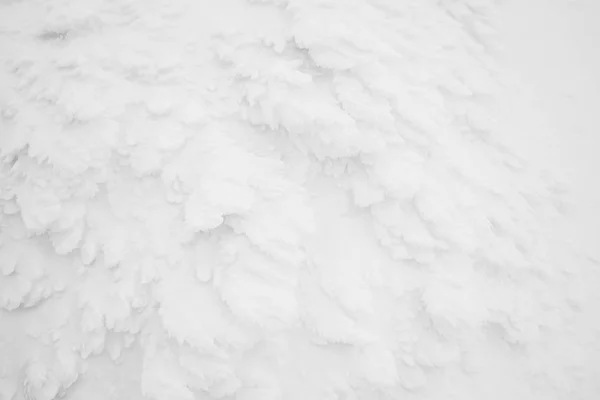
0 0 586 399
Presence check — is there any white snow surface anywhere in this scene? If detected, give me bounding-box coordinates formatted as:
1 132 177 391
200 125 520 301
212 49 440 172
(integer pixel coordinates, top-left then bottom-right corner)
0 0 598 399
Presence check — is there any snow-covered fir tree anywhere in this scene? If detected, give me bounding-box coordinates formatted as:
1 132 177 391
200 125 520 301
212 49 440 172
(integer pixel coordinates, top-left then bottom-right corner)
0 0 598 399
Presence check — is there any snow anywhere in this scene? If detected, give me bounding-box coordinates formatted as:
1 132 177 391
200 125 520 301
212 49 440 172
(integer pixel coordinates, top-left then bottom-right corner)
494 0 600 260
1 0 599 399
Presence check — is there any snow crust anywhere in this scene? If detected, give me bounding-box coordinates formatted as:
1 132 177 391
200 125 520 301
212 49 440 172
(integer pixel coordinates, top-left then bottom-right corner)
0 0 597 399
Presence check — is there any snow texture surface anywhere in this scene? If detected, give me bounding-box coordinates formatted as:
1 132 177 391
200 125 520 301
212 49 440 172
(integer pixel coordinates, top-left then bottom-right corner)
0 0 598 399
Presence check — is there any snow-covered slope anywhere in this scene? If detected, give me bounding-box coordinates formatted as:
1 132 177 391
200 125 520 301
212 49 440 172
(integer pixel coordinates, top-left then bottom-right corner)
0 0 595 399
